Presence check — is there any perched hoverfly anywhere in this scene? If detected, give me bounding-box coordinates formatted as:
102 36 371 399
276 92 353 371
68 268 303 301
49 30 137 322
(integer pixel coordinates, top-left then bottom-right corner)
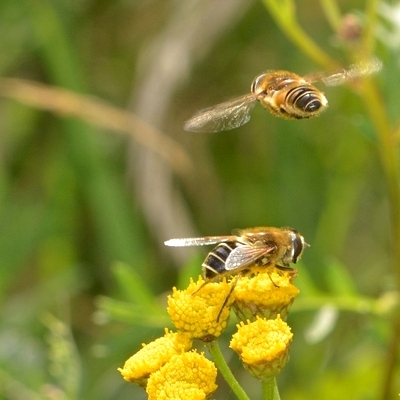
184 57 382 132
164 227 308 279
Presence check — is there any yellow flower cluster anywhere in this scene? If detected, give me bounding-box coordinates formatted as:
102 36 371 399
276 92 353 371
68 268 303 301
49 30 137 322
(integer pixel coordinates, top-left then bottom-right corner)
118 330 192 386
167 276 234 341
118 329 217 399
118 275 230 398
233 270 300 321
230 315 293 381
146 351 217 400
119 267 299 397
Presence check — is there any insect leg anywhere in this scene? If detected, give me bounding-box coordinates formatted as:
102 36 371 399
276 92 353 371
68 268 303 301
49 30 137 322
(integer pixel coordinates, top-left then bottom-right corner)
216 274 241 322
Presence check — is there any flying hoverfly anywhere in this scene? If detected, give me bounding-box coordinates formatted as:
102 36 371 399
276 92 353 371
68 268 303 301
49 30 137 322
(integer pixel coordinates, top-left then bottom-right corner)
184 57 382 132
164 226 308 279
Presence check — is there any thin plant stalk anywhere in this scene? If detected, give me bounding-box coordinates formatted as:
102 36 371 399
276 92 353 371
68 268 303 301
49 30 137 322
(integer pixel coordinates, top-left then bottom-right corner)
206 341 250 400
319 0 342 32
262 1 400 398
262 378 281 400
360 3 400 397
262 0 338 69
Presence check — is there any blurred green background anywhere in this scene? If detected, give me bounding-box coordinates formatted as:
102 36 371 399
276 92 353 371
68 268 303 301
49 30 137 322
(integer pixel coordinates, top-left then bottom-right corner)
0 0 399 399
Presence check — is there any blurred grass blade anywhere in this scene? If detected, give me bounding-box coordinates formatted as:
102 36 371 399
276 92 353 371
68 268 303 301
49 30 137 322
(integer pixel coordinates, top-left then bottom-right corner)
27 0 148 275
0 201 46 302
0 78 191 176
176 253 205 290
111 262 161 313
304 304 339 343
96 296 169 328
42 313 81 400
0 369 44 400
324 257 357 296
293 262 323 297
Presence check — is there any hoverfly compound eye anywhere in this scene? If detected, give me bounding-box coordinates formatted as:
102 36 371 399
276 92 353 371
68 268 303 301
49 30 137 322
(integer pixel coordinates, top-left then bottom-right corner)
251 73 268 95
289 231 305 263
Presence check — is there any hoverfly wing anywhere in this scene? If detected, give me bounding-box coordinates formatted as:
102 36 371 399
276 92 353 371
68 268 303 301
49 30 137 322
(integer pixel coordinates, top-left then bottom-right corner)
305 57 382 87
184 93 257 133
225 245 275 271
164 235 235 247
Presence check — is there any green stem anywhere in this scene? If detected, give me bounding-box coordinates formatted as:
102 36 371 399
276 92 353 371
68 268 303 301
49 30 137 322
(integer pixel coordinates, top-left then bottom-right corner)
262 0 338 69
206 341 250 400
262 1 400 397
361 80 400 288
360 4 400 396
319 0 342 32
293 294 390 317
362 0 380 57
362 77 400 400
262 378 281 400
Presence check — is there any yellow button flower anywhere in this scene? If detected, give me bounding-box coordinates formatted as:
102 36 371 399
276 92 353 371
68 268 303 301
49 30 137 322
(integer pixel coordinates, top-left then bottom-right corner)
230 315 293 381
118 329 192 386
146 350 218 400
167 276 233 341
233 270 299 321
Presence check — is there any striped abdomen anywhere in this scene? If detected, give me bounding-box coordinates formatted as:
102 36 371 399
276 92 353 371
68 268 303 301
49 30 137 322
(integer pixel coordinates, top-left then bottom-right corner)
202 241 240 279
285 86 325 116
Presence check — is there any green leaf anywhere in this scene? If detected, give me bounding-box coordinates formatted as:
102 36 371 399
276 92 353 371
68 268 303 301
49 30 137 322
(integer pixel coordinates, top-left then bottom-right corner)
111 262 161 313
324 257 358 296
